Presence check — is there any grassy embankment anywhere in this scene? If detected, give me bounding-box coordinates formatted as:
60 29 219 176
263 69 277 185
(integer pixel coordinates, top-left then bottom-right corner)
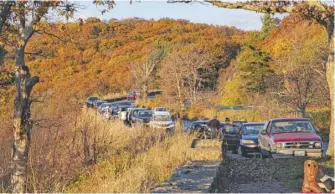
65 108 221 193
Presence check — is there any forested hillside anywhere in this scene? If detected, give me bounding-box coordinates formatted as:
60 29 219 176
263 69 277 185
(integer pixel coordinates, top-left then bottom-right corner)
1 18 244 116
1 14 330 125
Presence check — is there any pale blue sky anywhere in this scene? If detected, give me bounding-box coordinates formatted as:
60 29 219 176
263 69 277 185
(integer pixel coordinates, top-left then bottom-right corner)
71 1 286 31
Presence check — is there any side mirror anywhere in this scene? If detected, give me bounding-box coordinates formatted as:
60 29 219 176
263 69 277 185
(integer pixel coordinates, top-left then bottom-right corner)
260 130 266 135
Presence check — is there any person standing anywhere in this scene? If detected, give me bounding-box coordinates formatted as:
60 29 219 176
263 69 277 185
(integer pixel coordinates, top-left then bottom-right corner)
207 115 221 138
119 108 128 126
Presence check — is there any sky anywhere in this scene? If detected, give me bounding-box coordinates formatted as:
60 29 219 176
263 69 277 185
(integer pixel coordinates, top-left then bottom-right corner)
71 1 287 31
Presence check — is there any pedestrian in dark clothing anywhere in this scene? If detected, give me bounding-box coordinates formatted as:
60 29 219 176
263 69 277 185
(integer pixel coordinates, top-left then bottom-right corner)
207 115 221 138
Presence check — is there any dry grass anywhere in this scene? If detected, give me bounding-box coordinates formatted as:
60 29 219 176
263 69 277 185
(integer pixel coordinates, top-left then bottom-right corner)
67 133 221 193
0 107 166 192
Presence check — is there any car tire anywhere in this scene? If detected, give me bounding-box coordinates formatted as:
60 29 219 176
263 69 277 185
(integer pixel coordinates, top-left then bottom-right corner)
239 147 247 157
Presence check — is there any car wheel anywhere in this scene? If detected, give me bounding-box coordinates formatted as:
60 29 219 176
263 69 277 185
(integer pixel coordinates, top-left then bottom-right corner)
232 148 238 154
239 146 247 157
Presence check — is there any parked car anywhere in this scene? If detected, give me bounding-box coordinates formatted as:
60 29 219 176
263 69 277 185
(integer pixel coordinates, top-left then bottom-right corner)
127 90 140 100
134 110 153 125
188 120 209 134
258 118 323 159
154 107 168 112
127 92 136 100
127 108 148 123
150 111 175 132
238 122 265 157
220 123 240 154
87 96 98 107
94 100 106 108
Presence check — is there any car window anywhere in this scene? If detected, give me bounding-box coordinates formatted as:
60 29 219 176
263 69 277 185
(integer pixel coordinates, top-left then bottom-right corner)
242 125 263 135
138 111 152 117
271 120 315 133
222 125 238 134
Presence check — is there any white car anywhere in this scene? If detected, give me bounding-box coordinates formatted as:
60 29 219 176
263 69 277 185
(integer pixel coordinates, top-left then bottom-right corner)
150 111 175 132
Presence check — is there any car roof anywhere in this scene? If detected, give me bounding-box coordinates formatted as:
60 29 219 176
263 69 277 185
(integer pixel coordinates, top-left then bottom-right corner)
138 110 152 113
154 111 170 116
192 120 209 124
242 122 265 125
155 107 166 109
270 118 311 122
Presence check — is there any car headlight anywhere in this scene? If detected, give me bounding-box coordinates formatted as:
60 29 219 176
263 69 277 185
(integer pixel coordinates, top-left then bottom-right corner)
241 140 254 144
273 143 282 149
314 142 322 148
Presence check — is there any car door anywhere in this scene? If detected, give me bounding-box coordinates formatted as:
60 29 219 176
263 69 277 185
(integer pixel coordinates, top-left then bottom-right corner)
259 121 269 149
223 124 240 149
260 121 272 151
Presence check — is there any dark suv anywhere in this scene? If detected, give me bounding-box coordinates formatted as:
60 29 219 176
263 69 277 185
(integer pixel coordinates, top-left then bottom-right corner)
238 122 265 156
87 96 98 107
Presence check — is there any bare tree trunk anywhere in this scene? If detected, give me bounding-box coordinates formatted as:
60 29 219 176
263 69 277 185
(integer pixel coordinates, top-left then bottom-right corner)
11 47 39 193
141 82 148 100
176 78 184 111
298 107 306 118
326 34 334 158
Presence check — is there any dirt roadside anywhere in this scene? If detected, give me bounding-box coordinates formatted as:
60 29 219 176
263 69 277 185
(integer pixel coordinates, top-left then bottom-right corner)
151 139 222 193
152 160 221 193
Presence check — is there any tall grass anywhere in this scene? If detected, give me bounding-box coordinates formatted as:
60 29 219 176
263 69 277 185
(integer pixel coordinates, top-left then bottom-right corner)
0 107 166 192
67 133 221 193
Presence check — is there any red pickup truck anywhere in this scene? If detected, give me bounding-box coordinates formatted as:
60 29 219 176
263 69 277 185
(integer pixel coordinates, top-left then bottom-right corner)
258 118 323 158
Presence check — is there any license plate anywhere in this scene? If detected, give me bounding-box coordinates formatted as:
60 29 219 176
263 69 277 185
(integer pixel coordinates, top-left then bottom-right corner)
294 151 306 156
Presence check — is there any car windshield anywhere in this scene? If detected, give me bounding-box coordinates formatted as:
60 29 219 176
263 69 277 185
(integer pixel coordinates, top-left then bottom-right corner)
156 108 167 111
271 120 315 133
88 97 98 101
242 124 264 135
138 111 152 118
154 115 171 121
222 125 238 134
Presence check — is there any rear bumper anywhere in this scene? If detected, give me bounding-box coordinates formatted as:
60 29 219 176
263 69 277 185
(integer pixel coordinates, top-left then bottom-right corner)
272 148 322 158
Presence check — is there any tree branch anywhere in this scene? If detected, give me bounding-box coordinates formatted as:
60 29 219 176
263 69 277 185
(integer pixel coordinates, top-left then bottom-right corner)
205 1 294 14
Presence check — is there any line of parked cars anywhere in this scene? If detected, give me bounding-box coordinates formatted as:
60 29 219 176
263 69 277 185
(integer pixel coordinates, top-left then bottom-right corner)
86 96 175 132
188 118 323 158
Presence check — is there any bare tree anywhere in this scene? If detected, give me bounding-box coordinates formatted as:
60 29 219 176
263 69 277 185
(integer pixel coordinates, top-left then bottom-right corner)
160 48 214 110
131 46 166 99
279 68 318 117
